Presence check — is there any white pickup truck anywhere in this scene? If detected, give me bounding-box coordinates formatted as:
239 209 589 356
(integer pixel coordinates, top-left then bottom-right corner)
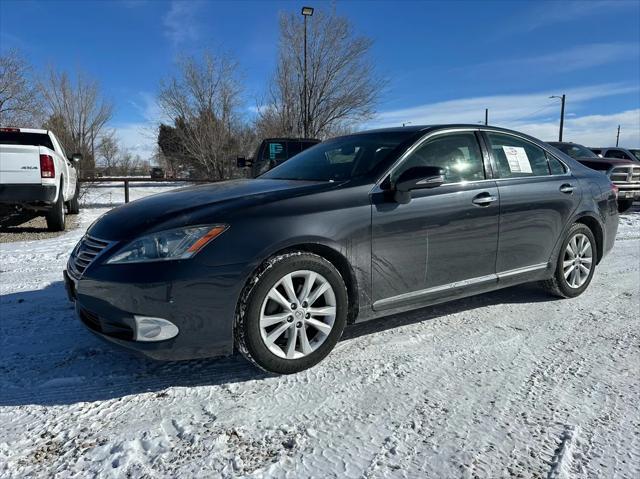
0 127 81 231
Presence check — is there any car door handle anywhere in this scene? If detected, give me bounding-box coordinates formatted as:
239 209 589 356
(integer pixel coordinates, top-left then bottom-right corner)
559 184 574 194
472 193 498 206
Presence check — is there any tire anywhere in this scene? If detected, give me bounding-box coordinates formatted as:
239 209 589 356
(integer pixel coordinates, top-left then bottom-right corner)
67 182 80 215
617 199 634 214
235 251 348 374
45 184 66 232
542 223 596 298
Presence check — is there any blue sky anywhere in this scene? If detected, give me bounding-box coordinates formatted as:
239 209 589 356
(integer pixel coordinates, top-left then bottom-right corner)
1 0 639 158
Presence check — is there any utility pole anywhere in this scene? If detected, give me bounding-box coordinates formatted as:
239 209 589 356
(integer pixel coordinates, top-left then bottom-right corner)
301 7 314 138
616 125 620 147
550 94 566 141
484 108 488 126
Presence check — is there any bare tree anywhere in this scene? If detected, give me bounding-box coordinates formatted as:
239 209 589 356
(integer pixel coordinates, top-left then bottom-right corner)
97 130 119 175
259 8 381 139
40 68 113 171
0 50 42 126
157 51 243 179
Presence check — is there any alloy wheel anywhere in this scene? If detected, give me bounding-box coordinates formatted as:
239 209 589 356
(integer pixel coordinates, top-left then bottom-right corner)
562 233 593 289
259 270 337 359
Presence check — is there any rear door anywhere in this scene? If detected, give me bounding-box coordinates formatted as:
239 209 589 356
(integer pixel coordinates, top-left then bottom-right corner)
482 131 580 275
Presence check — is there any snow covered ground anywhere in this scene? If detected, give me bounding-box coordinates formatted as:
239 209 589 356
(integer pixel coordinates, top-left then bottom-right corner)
0 185 638 478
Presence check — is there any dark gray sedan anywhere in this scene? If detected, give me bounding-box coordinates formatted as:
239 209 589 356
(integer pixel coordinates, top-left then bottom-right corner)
65 125 619 374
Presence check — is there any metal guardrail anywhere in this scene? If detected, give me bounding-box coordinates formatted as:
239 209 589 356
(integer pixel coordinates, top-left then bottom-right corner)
79 177 215 203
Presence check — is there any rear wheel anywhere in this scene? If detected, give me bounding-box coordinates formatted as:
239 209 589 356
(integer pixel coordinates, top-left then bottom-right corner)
67 182 80 215
542 223 596 298
617 199 634 214
46 183 66 232
235 252 348 374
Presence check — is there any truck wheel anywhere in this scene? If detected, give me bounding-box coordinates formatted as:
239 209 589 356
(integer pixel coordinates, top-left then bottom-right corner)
46 185 66 232
617 199 634 214
67 182 80 215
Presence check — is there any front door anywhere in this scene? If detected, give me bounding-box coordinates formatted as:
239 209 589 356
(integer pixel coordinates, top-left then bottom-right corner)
371 130 500 310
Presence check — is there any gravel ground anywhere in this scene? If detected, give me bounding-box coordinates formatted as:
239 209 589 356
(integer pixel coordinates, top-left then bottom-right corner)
0 214 80 243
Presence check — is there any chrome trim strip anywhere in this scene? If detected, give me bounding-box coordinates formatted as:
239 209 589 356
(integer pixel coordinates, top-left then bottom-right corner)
372 262 550 311
496 262 549 279
373 273 498 311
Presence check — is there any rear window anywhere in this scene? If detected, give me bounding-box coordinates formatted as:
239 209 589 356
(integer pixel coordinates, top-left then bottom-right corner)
0 131 54 151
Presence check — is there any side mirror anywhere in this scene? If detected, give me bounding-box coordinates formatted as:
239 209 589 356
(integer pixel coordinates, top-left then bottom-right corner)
236 157 253 168
71 153 82 163
393 166 445 204
395 166 445 192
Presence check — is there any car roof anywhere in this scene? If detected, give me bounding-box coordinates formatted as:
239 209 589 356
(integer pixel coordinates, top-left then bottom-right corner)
352 124 548 140
264 137 320 142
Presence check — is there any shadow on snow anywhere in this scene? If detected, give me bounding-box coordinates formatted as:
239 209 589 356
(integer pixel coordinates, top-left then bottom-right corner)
0 280 559 407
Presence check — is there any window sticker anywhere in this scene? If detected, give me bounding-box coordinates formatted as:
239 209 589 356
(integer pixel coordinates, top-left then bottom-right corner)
502 146 532 174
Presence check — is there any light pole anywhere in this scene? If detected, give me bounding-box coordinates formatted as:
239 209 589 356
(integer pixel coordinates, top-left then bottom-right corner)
616 125 620 147
484 108 488 126
550 94 566 141
301 6 314 138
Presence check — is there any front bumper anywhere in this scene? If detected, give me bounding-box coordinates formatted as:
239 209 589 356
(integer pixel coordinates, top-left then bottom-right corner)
64 259 249 361
0 183 57 204
615 187 640 201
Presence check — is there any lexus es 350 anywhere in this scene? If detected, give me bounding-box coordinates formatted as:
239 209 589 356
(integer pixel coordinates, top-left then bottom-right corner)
65 125 618 374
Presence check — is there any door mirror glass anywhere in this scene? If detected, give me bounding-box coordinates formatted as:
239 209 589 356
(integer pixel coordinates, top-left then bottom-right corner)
237 157 253 168
395 166 445 192
71 153 82 163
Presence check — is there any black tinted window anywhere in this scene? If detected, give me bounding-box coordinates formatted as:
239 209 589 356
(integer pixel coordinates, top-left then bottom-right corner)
286 141 303 158
548 156 567 175
487 133 549 178
261 132 414 181
0 131 54 150
396 132 485 183
605 149 631 160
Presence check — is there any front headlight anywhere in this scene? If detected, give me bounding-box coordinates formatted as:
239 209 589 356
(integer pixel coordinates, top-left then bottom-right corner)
106 224 228 264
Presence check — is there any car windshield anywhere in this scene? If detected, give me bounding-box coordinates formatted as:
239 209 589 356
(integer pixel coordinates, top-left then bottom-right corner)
553 143 597 159
260 131 416 181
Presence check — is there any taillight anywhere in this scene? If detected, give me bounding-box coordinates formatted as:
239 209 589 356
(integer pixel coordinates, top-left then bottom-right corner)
611 183 618 199
40 154 55 178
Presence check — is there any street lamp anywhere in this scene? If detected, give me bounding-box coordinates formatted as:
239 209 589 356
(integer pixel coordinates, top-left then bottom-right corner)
549 94 566 142
301 6 314 138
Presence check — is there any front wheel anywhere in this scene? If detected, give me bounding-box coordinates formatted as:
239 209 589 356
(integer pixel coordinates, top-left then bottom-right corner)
235 252 348 374
542 223 596 298
617 199 634 214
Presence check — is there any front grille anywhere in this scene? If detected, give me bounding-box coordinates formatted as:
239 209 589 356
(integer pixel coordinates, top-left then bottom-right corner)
610 165 640 184
67 235 112 279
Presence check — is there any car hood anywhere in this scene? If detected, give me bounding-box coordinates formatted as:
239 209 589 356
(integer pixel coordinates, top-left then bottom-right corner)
88 178 331 240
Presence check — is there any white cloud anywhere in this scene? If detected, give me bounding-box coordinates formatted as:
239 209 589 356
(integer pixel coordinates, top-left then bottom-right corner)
505 0 636 34
514 110 640 148
111 122 157 161
163 1 201 48
368 83 638 126
473 43 640 74
367 83 640 147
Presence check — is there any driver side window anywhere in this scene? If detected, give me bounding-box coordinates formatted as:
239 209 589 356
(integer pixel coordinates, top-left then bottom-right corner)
394 132 486 184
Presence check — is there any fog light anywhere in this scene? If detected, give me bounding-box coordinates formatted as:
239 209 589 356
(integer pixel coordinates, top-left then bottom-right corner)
133 316 179 342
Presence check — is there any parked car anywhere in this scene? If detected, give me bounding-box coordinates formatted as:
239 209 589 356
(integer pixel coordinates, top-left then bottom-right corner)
548 141 639 213
589 147 639 162
0 127 81 231
237 138 320 178
65 125 618 374
150 167 165 179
